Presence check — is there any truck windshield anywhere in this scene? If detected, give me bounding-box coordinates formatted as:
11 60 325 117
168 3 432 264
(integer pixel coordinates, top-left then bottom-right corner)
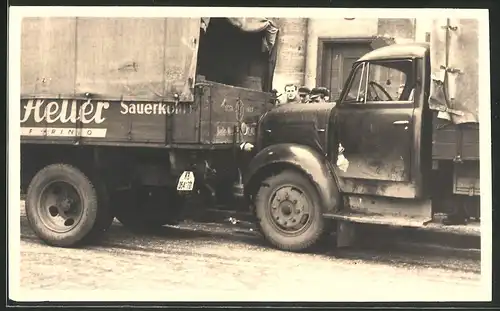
342 59 415 104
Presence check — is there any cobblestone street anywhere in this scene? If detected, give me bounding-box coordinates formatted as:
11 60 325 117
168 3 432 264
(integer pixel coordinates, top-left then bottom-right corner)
15 203 485 302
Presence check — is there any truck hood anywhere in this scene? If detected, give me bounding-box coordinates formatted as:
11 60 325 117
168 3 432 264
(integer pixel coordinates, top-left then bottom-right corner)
258 102 336 153
262 102 336 126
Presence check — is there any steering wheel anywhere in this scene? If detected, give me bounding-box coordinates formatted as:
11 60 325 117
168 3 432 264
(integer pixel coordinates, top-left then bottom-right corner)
368 81 393 101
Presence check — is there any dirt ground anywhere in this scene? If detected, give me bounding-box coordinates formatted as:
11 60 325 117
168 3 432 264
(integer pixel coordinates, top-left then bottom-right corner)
15 202 486 302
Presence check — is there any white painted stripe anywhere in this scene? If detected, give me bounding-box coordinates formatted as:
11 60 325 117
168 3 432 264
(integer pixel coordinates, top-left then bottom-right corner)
21 127 107 138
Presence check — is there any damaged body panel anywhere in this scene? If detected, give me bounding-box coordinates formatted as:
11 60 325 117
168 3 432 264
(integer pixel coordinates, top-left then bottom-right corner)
333 46 428 199
334 104 413 183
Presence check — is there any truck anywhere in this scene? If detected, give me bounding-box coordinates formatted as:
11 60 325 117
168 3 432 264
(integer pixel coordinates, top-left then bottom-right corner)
20 16 481 252
20 17 278 245
240 17 481 250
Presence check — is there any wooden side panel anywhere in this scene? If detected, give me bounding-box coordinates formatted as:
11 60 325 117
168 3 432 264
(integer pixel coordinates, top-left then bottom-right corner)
453 161 480 195
169 102 200 144
89 101 134 144
432 113 480 160
80 101 194 145
200 82 271 145
20 98 78 143
21 17 77 96
163 18 201 102
20 98 194 145
75 18 166 101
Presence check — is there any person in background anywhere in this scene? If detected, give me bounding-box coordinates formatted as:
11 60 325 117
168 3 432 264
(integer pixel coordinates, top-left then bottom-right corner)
309 88 321 103
284 84 301 104
309 87 330 103
323 88 331 102
298 86 311 103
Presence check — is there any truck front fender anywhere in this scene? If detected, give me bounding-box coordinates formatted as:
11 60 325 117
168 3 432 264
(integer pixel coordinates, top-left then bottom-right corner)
244 143 341 214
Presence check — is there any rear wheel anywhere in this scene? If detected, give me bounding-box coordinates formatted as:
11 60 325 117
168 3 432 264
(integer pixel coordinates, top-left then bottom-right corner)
254 170 325 252
112 186 184 232
25 163 112 247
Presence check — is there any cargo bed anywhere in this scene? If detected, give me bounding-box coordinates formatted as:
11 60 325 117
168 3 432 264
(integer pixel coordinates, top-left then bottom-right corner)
20 17 277 148
20 79 271 148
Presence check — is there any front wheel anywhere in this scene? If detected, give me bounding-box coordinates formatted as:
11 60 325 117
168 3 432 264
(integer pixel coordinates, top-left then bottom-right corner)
254 170 325 252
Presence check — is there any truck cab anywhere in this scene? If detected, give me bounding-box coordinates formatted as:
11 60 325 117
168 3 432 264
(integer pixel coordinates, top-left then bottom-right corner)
332 42 431 200
244 41 479 252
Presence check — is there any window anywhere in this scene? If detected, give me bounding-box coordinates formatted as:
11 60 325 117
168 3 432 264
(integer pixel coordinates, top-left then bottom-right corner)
366 60 414 102
341 59 415 104
342 62 367 103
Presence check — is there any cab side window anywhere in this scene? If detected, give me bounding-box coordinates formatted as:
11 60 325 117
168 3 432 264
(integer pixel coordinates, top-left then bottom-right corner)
341 62 368 103
365 60 414 103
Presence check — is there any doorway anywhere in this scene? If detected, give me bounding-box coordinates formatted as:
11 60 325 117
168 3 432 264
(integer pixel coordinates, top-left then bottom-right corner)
317 42 372 101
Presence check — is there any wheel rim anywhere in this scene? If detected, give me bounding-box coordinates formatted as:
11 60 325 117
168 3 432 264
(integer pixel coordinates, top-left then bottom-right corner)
267 184 313 235
37 181 84 233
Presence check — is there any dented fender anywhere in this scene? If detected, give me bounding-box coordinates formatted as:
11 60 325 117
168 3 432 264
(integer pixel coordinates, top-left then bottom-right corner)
244 143 341 214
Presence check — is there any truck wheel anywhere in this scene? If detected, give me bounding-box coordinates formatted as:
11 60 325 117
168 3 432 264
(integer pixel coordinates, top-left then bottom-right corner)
90 179 115 237
112 187 183 232
25 164 111 247
254 170 325 252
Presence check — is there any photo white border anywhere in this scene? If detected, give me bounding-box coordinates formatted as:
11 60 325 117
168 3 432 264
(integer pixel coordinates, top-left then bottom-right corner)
8 6 492 302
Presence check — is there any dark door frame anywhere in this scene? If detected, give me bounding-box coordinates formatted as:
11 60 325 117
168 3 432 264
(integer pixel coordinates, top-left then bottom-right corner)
315 36 395 88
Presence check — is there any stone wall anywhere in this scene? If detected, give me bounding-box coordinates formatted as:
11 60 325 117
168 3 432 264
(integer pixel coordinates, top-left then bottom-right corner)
272 18 308 102
272 17 428 93
377 18 416 44
304 18 378 88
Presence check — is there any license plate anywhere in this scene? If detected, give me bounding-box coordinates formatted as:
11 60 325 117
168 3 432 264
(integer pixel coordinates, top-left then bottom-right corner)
177 171 195 191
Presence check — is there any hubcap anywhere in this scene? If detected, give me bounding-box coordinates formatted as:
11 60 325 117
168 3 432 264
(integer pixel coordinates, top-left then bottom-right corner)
38 181 84 233
269 185 311 234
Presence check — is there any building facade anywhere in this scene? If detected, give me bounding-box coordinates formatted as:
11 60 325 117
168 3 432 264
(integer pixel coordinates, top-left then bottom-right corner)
272 17 433 102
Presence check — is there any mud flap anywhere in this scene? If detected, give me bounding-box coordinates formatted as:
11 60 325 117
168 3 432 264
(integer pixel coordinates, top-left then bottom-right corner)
336 220 357 248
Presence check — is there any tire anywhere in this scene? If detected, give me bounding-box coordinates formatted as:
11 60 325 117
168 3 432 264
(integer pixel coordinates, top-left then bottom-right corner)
88 178 115 239
254 170 325 252
25 163 111 247
112 187 183 232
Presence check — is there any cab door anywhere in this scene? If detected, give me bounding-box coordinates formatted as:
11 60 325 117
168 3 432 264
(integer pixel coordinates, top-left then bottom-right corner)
334 59 421 198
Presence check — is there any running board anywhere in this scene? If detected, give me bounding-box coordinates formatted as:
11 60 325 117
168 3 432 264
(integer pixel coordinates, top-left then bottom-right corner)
324 213 480 237
203 201 480 238
325 194 480 237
